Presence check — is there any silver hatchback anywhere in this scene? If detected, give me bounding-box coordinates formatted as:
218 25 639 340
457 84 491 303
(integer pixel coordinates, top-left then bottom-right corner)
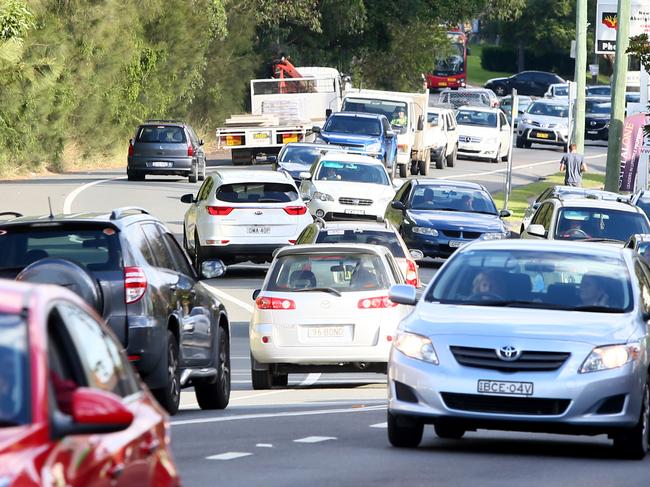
387 239 650 459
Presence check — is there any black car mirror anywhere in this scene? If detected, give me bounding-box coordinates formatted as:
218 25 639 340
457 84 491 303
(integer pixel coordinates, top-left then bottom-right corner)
311 126 321 134
201 260 226 279
181 193 195 204
252 289 261 300
325 109 332 118
199 139 204 146
391 201 406 211
499 209 512 218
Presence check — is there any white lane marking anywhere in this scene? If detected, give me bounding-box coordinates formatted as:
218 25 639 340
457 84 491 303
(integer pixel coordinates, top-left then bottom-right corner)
370 422 387 429
206 452 252 461
63 176 125 213
230 390 285 402
300 373 321 386
171 404 385 426
256 443 273 448
438 153 606 181
206 287 254 313
294 436 337 444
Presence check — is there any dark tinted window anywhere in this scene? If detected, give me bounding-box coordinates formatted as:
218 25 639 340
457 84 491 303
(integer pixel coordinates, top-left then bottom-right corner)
586 99 611 114
324 116 382 136
315 229 406 257
162 232 194 277
295 224 319 245
555 208 650 242
136 125 186 144
0 313 29 426
141 224 175 270
409 185 497 214
279 146 324 166
216 182 298 203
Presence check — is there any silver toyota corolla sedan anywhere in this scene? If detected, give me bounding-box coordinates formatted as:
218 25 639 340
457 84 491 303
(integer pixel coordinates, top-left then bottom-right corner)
387 239 650 459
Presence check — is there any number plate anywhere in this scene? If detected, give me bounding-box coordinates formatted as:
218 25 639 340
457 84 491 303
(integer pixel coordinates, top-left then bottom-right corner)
588 130 599 134
344 209 365 215
448 240 463 248
536 132 549 139
477 380 533 396
307 326 345 338
150 161 172 168
247 226 270 235
438 82 448 87
254 132 270 140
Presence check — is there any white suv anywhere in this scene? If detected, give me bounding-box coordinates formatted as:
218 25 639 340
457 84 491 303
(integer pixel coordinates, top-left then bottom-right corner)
299 152 398 221
181 169 313 267
455 105 511 164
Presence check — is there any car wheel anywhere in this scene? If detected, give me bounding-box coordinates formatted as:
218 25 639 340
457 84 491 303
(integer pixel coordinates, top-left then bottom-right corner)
127 170 144 181
613 381 650 460
195 325 231 410
387 411 423 448
251 363 273 390
516 136 524 149
435 147 445 170
398 163 407 178
410 161 419 176
491 145 501 164
152 330 181 415
272 373 289 387
524 140 532 149
434 423 465 439
194 230 205 272
446 145 456 167
198 160 206 181
188 162 198 183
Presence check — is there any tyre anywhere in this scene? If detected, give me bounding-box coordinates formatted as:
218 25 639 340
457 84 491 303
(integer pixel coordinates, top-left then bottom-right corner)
516 136 524 149
195 326 231 410
152 330 181 415
127 170 144 181
434 424 465 439
194 230 205 272
410 161 419 176
398 163 407 178
251 365 273 390
446 145 456 167
524 140 532 149
435 148 445 170
188 163 198 183
387 411 423 448
272 373 289 387
198 161 206 181
613 381 650 460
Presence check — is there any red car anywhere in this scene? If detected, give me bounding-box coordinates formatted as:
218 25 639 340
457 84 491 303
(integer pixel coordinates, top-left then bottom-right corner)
0 280 180 486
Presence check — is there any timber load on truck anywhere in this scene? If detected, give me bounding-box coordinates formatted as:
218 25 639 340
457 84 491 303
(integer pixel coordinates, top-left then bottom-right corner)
216 57 350 165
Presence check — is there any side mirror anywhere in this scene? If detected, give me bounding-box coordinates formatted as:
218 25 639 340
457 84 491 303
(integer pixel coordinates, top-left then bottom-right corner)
311 126 321 134
299 171 312 180
499 209 512 218
391 201 406 211
526 224 547 238
388 284 418 306
201 259 226 279
417 115 424 131
267 155 277 163
325 109 332 118
252 289 261 300
386 130 396 138
181 193 195 204
199 139 205 146
409 249 424 260
301 193 312 203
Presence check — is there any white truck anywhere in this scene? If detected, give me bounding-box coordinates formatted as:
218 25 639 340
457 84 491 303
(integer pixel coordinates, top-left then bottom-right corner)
340 89 434 177
216 67 351 165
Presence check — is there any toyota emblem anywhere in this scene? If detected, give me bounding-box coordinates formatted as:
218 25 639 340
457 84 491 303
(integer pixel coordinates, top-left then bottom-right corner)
255 210 263 215
496 346 521 361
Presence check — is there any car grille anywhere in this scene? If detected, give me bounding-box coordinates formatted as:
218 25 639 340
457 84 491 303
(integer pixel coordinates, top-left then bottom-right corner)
441 393 570 416
529 121 541 127
587 120 608 129
459 136 481 143
338 143 365 149
339 197 373 206
441 230 482 239
449 346 570 372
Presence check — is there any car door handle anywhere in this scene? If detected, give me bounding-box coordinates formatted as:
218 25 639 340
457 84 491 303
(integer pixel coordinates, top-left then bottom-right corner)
108 463 125 479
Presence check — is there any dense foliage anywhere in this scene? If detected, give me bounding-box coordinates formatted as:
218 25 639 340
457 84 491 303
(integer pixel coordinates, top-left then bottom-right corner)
481 46 574 77
0 0 519 173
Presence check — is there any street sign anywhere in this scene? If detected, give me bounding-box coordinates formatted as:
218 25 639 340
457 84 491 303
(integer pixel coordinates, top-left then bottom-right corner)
589 64 600 76
596 0 650 54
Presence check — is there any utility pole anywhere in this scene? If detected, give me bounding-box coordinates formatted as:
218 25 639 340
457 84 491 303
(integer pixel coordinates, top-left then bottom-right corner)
573 0 588 153
605 0 632 192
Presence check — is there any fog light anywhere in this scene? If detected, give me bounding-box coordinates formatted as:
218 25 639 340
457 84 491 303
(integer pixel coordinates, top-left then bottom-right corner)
316 209 325 218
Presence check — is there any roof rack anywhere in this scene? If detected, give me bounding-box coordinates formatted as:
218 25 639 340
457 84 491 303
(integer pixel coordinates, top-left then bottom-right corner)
110 207 150 220
144 119 185 124
0 211 23 219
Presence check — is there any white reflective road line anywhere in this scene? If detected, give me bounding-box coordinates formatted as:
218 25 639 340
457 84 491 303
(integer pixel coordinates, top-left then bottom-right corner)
206 452 252 461
294 436 337 444
63 177 125 214
171 404 385 426
207 287 254 313
438 153 606 181
370 422 387 428
300 373 321 386
256 444 273 448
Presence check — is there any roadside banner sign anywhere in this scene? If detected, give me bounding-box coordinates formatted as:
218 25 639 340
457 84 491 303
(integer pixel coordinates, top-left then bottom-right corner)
596 0 650 54
619 112 647 191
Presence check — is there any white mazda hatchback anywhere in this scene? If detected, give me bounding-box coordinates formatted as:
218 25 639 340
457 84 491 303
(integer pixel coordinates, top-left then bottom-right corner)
249 244 410 389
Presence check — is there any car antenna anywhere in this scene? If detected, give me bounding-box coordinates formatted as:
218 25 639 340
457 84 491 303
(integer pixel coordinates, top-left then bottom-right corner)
48 197 54 219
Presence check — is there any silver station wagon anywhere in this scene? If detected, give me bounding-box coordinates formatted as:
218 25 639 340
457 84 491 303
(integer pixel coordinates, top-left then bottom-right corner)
387 239 650 459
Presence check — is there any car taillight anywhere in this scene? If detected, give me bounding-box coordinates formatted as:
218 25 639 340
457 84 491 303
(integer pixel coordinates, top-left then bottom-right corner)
358 296 398 309
255 296 296 310
406 259 419 287
207 206 234 216
128 142 134 157
187 143 194 157
124 266 147 304
284 206 307 215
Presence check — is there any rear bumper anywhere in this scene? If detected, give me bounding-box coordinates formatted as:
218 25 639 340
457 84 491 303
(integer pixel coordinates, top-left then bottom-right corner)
125 315 166 388
128 156 194 174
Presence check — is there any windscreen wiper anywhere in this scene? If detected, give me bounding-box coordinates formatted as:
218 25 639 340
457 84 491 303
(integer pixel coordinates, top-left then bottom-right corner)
571 305 625 313
293 287 342 297
581 238 624 243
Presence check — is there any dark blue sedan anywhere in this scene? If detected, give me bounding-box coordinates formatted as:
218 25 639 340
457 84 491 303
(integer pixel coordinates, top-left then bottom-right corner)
384 179 511 258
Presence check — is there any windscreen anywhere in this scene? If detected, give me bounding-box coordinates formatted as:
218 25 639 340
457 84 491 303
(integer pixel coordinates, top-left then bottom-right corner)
324 116 382 136
0 226 122 276
555 208 650 242
410 185 497 214
216 182 298 203
586 100 611 114
553 85 569 96
427 112 440 125
456 109 497 127
433 43 464 76
315 160 389 185
136 125 186 143
266 253 389 292
527 102 568 118
0 313 30 426
426 249 632 312
589 86 611 96
315 229 406 257
279 146 323 166
342 98 408 133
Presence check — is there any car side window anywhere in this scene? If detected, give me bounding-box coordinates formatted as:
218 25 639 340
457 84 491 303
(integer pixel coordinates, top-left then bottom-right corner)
296 224 318 244
127 223 156 267
161 231 195 277
141 224 176 270
396 182 412 205
381 117 391 133
635 261 650 313
531 202 552 229
535 188 551 204
385 254 403 283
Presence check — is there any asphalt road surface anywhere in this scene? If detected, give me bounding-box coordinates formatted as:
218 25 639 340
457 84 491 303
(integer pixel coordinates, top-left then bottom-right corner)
5 143 648 487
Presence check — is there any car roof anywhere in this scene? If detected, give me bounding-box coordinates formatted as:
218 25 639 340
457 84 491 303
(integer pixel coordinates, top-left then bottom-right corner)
461 238 627 259
455 105 500 113
318 152 384 165
0 208 153 227
283 142 343 150
212 169 293 184
328 111 386 120
555 197 642 212
275 243 391 258
411 178 485 190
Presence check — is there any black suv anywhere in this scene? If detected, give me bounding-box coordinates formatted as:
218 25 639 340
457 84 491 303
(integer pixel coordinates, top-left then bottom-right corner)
0 208 230 415
127 120 207 183
484 71 565 97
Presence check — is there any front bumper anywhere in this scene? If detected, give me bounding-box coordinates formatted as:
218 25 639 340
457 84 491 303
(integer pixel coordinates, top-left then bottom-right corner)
457 141 499 161
518 126 568 146
307 198 388 221
585 122 609 140
402 228 482 258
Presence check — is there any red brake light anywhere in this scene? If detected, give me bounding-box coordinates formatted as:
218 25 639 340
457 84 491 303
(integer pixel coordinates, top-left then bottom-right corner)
357 296 398 309
207 206 234 216
406 259 419 287
128 143 134 157
124 266 147 304
284 206 307 215
187 143 194 157
255 296 296 310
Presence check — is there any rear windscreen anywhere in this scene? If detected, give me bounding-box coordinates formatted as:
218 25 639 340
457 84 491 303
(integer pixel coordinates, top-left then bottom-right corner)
316 230 405 258
0 227 122 274
136 125 187 144
216 183 298 203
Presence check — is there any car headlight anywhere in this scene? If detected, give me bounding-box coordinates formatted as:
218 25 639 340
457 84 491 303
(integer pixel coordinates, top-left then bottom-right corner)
313 191 334 202
579 343 640 373
367 142 382 153
394 331 439 364
481 231 509 240
520 118 533 125
412 226 438 236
